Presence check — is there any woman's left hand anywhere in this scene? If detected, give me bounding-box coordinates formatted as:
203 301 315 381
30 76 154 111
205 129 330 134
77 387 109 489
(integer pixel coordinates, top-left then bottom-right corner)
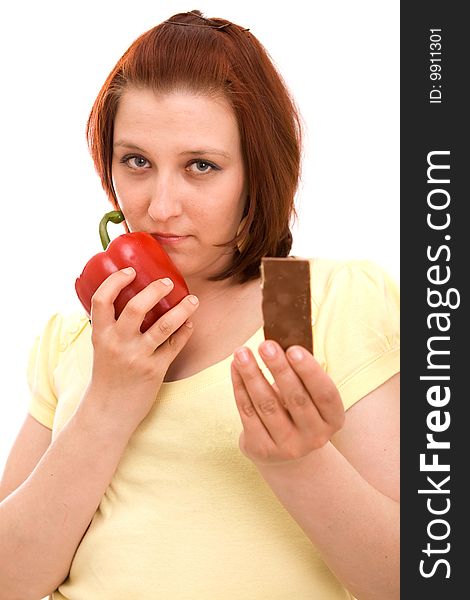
231 340 345 467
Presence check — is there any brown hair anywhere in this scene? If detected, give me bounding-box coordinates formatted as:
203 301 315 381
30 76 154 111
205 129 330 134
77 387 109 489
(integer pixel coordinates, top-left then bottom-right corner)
87 10 302 282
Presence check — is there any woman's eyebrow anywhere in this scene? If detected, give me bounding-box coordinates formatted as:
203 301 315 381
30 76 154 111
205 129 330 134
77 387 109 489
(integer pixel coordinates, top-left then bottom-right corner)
180 149 231 159
113 141 231 159
113 141 147 152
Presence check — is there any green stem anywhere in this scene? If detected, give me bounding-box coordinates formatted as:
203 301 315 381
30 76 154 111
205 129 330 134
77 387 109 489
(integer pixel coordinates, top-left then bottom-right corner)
99 211 125 250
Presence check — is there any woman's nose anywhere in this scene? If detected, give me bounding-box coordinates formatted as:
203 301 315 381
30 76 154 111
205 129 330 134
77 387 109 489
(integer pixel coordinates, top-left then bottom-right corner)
147 174 183 222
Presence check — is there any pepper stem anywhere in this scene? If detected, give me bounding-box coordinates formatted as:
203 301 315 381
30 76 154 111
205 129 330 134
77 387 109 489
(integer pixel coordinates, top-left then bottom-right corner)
99 210 125 250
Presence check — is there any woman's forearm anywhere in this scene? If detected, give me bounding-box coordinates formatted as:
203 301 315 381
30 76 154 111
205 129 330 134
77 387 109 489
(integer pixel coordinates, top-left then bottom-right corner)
257 442 400 600
0 392 135 600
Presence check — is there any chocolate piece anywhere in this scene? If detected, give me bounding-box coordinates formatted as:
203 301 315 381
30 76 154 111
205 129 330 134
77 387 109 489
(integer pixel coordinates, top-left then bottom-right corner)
261 257 313 354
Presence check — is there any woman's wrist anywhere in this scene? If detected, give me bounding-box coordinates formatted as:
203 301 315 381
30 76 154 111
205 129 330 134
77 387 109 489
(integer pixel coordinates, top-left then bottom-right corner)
254 441 334 479
74 385 142 441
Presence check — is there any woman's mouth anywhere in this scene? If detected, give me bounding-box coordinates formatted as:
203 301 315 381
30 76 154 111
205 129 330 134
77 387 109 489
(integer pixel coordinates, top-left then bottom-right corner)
151 233 190 245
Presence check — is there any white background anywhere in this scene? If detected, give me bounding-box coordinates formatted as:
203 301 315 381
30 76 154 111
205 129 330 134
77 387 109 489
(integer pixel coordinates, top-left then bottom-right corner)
0 0 399 471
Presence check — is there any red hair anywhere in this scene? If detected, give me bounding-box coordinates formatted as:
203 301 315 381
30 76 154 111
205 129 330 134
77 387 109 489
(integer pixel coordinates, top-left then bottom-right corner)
87 10 302 282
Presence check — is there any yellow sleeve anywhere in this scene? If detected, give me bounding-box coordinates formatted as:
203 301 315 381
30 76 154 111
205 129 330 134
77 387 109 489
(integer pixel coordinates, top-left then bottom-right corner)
313 260 400 411
27 313 64 430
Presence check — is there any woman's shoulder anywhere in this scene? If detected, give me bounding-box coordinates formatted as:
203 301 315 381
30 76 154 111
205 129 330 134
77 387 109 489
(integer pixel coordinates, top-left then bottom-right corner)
33 309 90 353
306 255 396 280
305 257 400 409
304 256 399 307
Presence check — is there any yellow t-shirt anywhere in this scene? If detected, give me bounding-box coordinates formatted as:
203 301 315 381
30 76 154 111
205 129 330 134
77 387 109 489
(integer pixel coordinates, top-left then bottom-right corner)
27 258 399 600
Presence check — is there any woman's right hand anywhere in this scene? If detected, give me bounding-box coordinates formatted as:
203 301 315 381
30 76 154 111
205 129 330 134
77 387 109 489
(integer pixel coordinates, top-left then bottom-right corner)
84 267 198 430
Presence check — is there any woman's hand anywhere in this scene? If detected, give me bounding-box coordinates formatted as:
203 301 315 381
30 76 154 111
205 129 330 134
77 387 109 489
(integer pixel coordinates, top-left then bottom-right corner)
231 340 345 467
86 267 199 429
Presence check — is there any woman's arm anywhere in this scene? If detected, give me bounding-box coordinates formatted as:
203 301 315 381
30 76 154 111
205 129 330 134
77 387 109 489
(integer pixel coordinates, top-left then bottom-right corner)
231 342 400 600
0 400 136 600
0 415 52 502
256 375 400 600
0 269 198 600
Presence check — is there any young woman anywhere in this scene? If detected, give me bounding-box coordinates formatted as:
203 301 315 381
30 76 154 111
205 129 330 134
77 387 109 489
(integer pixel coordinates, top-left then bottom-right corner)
0 11 399 600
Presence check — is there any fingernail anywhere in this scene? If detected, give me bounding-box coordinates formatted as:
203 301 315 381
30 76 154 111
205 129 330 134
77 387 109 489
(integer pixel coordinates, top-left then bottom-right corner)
122 267 135 275
287 347 304 361
160 278 173 286
187 295 199 305
235 348 249 364
262 341 277 357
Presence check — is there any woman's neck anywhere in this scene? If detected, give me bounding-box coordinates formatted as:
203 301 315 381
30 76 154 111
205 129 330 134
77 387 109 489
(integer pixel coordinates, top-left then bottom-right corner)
185 273 260 307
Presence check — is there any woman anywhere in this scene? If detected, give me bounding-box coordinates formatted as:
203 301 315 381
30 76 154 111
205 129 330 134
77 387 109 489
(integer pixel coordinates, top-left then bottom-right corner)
0 10 399 600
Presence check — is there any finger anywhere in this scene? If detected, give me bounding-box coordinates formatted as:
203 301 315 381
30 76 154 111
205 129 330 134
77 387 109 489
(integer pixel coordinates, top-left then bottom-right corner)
286 346 345 430
90 267 136 329
259 340 324 434
233 347 295 445
157 319 195 362
230 362 274 445
143 293 199 350
118 277 175 334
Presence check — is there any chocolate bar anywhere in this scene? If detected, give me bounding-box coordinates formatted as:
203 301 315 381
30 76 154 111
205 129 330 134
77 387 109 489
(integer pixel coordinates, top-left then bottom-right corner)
261 257 313 354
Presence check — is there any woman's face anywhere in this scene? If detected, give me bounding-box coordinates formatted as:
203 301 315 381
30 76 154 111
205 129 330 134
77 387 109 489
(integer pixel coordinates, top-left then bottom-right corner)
111 88 247 281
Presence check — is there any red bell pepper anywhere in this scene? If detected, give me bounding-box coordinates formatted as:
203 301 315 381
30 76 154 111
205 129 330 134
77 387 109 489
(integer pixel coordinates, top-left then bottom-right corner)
75 211 189 333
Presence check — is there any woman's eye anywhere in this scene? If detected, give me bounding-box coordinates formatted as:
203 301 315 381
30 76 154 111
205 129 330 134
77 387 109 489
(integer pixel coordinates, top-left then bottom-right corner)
121 155 150 169
188 160 218 174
